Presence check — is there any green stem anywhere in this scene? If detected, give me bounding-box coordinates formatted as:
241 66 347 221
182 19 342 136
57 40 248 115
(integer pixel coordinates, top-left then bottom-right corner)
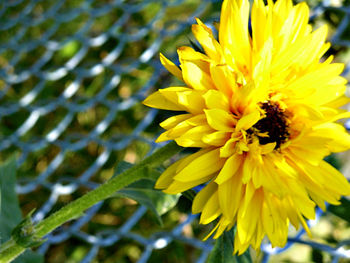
0 142 182 263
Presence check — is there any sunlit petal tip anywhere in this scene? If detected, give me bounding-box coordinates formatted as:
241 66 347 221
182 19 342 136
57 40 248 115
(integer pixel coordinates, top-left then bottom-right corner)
159 53 183 81
155 132 171 143
194 17 205 28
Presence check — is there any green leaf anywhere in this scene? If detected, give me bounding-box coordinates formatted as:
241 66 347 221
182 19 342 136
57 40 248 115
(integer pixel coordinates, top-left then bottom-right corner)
0 157 44 263
0 157 22 239
207 228 252 263
116 179 180 225
328 197 350 223
113 161 180 225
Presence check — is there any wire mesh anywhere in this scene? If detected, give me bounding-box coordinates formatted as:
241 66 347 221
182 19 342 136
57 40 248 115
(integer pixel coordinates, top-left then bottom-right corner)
0 0 349 262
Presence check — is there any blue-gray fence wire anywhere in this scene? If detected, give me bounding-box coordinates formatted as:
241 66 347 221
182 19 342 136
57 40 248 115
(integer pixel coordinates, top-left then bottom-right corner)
0 0 349 262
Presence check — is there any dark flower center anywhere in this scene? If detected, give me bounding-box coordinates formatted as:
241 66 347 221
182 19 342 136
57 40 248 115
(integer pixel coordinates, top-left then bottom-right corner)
251 101 289 149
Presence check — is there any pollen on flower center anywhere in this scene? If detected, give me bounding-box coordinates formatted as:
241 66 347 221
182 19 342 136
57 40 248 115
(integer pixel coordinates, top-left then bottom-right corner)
251 101 290 149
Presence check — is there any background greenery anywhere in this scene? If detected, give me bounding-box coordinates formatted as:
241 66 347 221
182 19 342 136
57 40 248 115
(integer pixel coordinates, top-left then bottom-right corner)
0 0 349 262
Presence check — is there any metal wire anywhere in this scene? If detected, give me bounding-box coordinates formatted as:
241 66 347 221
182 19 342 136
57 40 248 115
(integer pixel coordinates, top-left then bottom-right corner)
0 0 349 262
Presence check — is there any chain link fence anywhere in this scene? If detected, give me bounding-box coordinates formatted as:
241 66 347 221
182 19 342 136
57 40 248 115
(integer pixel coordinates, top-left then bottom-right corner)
0 0 349 262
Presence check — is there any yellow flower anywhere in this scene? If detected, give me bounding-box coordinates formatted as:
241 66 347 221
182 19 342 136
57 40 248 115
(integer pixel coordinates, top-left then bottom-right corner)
143 0 350 254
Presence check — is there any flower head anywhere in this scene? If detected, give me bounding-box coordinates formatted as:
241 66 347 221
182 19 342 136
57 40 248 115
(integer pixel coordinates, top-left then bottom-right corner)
143 0 350 254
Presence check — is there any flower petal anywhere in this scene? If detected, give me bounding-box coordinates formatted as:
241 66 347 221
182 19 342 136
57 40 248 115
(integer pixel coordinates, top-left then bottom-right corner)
192 18 222 62
215 153 243 184
235 110 260 131
143 90 186 111
205 109 236 131
160 53 183 81
174 148 224 182
192 182 217 214
178 47 216 90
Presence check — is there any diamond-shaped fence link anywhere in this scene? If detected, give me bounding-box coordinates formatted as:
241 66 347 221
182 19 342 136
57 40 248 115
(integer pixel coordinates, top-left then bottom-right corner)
0 0 349 262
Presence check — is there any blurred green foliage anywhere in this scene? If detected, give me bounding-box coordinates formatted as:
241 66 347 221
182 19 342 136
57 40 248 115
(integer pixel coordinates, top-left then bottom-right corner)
0 157 44 263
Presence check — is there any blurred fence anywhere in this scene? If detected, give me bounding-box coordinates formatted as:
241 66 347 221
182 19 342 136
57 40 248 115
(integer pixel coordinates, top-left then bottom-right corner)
0 0 349 262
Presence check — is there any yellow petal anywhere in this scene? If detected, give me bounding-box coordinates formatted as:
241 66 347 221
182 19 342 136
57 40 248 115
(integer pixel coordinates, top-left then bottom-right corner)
174 148 224 182
166 120 193 138
251 165 264 188
203 89 230 111
209 63 236 97
164 174 213 194
318 161 350 195
176 148 212 173
215 154 243 184
160 114 192 129
160 53 183 81
242 154 254 183
155 130 172 143
192 18 222 62
236 110 260 131
175 137 208 148
176 90 206 114
155 160 179 189
202 131 231 146
205 109 236 131
286 63 345 105
218 172 243 220
312 122 350 152
143 90 186 111
251 37 272 100
192 182 217 214
220 137 239 158
200 190 221 224
237 188 263 244
251 0 268 53
185 114 207 126
175 125 214 147
159 87 205 114
219 0 251 72
178 47 216 90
